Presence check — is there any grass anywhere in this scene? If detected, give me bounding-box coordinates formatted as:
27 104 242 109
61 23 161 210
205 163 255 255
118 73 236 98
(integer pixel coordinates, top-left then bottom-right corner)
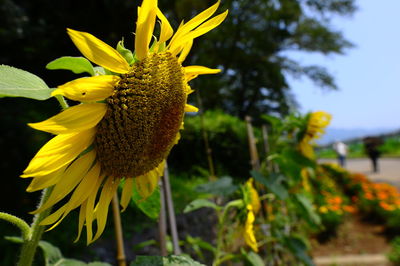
317 135 400 159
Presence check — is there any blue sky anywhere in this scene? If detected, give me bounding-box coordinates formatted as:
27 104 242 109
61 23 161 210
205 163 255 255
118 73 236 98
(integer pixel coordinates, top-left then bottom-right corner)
287 0 400 130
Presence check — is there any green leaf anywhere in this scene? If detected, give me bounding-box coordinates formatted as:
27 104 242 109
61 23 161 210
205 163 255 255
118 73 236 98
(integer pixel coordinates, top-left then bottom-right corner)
38 241 63 265
5 236 111 266
183 199 220 213
283 236 314 266
0 65 54 100
132 186 160 219
133 239 157 251
186 235 216 254
244 251 264 266
130 255 206 266
293 194 321 226
55 259 87 266
46 56 94 76
195 176 238 197
251 171 288 200
117 39 134 64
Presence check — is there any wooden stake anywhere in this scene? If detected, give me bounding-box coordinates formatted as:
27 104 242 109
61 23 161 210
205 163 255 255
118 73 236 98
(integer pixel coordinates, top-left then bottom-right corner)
245 116 260 171
158 180 168 256
162 163 182 255
112 193 127 266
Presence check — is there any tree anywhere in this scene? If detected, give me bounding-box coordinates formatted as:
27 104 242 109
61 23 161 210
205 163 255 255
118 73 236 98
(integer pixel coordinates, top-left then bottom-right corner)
160 0 356 119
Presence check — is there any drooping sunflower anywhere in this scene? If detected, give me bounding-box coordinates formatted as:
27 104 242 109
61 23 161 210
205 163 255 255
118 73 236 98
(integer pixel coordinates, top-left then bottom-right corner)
21 0 227 243
242 178 260 252
298 111 331 159
244 204 258 252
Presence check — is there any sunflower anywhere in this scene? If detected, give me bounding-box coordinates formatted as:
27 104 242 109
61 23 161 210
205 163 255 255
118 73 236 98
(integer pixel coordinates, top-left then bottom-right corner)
242 179 260 252
298 111 331 159
21 0 228 243
244 204 258 252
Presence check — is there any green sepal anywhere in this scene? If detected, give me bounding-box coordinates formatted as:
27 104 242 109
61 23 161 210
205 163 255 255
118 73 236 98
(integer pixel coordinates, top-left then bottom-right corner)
0 65 54 100
46 56 95 76
117 39 135 65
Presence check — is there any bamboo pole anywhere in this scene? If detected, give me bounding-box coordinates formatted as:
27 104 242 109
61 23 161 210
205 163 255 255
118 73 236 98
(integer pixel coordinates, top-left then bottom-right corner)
245 116 260 171
162 163 182 255
262 124 271 170
111 194 126 266
158 180 168 256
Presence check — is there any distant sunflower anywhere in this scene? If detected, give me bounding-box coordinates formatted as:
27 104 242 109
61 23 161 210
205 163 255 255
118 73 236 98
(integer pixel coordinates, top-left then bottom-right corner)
242 179 260 252
298 111 331 159
22 0 227 243
244 204 258 252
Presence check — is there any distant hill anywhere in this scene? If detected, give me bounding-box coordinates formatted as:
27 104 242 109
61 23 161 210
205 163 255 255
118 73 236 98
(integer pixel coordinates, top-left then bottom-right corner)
318 127 400 145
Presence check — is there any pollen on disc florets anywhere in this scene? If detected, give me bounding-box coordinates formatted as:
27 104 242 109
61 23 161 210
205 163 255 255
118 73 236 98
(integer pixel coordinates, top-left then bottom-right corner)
95 51 187 177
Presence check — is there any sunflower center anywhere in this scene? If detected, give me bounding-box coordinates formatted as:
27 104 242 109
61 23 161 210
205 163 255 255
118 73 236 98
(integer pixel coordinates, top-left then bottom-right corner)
95 51 187 177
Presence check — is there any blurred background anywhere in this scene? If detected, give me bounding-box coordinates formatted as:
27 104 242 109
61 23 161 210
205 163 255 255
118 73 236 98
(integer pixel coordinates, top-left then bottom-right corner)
1 0 399 264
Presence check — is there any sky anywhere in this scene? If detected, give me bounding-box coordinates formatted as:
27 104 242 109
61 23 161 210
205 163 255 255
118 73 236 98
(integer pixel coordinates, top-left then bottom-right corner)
287 0 400 130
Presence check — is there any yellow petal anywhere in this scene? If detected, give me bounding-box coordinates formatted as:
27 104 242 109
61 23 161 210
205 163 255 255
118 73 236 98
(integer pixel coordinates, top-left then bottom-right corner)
22 129 96 177
135 161 165 199
67 28 130 74
42 163 102 233
157 8 173 43
66 162 101 210
40 205 67 227
135 0 158 60
52 75 118 102
26 165 67 192
28 103 107 134
120 177 134 212
31 150 96 214
184 65 221 76
83 174 105 244
75 201 87 243
92 177 119 242
169 1 220 47
178 40 193 63
184 104 198 113
170 10 228 54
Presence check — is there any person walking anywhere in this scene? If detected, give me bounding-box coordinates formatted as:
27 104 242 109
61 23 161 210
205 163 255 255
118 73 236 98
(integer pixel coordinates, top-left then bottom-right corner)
333 141 348 168
363 137 383 173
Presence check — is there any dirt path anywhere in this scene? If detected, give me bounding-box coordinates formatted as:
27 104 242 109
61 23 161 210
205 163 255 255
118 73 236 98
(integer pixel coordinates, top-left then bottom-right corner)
320 158 400 187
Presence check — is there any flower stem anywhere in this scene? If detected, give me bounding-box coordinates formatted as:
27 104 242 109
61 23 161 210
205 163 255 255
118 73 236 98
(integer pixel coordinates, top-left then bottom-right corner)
0 212 31 241
17 187 53 266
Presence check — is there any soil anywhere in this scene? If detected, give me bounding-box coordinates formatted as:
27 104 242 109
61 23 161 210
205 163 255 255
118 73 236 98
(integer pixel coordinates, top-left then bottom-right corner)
311 214 391 257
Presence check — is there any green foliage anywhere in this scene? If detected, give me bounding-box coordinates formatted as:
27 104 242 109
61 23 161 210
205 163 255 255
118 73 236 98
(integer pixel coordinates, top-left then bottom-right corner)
293 194 321 227
131 186 161 220
46 56 95 76
170 110 260 178
242 250 264 266
388 236 400 265
0 65 54 100
130 255 206 266
195 176 238 197
283 236 314 266
5 237 111 266
183 199 220 213
251 171 288 200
